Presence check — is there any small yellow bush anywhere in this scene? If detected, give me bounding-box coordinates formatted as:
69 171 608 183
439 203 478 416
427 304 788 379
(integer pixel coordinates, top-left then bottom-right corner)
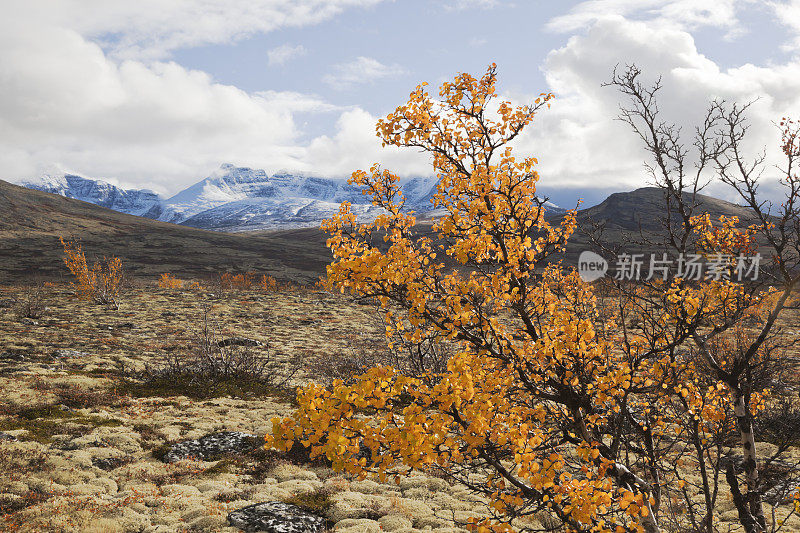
157 273 184 289
60 237 124 308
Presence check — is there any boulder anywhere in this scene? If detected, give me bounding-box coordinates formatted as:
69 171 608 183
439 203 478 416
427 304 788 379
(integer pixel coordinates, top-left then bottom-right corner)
228 502 325 533
53 349 88 358
92 455 133 471
162 431 260 463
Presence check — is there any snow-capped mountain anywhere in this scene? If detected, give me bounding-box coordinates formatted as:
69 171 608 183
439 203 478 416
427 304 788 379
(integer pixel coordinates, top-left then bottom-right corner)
18 164 565 232
152 164 444 230
181 196 388 231
21 174 161 217
151 164 373 224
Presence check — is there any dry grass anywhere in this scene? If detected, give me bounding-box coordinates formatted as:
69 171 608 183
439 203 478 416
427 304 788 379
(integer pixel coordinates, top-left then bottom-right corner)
0 281 797 532
0 281 496 532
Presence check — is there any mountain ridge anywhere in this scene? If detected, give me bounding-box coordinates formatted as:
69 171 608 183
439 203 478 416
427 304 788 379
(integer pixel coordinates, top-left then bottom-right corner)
0 178 331 281
21 174 161 217
17 165 566 232
0 178 760 281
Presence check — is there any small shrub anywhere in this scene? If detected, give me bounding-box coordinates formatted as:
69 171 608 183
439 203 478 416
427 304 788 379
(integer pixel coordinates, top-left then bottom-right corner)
219 272 258 291
202 442 330 483
30 381 124 410
307 317 453 386
60 237 124 309
305 334 391 386
217 271 303 293
148 443 172 462
239 447 286 482
259 274 278 292
283 487 335 518
204 458 239 477
132 423 162 445
157 273 184 289
11 283 48 319
0 487 50 515
755 398 800 447
311 276 331 292
128 306 301 400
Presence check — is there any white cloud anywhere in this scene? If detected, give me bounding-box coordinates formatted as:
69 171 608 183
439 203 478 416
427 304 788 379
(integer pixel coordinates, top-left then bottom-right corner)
0 3 409 193
305 108 431 177
253 90 339 113
547 0 747 38
510 14 800 194
267 44 307 66
323 56 407 90
23 0 387 60
769 0 800 50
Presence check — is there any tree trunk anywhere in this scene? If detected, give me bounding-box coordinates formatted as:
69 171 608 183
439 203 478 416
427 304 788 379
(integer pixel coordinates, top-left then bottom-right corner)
734 391 766 532
574 409 661 532
726 462 760 533
610 462 661 533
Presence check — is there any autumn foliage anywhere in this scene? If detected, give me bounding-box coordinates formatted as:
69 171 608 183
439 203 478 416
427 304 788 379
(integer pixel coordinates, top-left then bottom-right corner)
267 65 800 533
217 271 327 293
157 273 184 289
218 272 280 291
60 237 124 309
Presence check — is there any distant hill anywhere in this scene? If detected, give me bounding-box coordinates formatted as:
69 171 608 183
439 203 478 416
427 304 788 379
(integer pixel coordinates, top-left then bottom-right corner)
574 186 755 233
546 186 762 267
0 179 330 282
0 180 759 282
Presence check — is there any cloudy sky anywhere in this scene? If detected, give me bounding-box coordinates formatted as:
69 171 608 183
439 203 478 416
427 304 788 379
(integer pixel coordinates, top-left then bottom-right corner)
2 0 799 206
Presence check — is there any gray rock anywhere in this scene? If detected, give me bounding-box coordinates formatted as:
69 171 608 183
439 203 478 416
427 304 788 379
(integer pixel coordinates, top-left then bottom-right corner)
92 456 132 471
218 337 263 347
228 502 325 533
0 351 25 361
53 349 88 358
163 431 259 463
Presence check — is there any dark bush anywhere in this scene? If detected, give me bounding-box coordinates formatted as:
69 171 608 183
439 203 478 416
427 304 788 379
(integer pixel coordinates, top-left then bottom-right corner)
126 305 301 401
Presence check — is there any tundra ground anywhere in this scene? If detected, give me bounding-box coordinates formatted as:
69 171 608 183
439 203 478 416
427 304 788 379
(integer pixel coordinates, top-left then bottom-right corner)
0 282 798 532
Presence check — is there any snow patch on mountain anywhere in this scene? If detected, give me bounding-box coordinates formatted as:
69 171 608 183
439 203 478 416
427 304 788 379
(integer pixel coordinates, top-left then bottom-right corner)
156 164 443 230
21 174 161 216
18 164 565 232
181 196 387 232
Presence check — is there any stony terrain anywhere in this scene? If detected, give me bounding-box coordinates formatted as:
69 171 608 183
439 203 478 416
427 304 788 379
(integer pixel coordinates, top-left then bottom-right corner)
1 281 799 532
0 283 493 532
